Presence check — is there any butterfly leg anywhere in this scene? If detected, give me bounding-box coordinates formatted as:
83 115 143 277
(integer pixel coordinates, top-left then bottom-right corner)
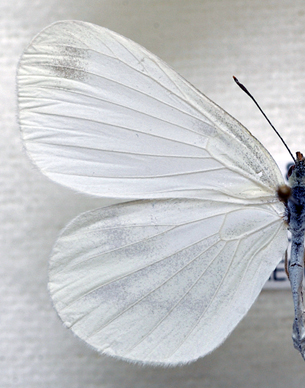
285 249 290 280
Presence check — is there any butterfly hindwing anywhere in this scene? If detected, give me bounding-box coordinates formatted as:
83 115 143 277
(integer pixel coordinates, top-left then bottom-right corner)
49 199 286 365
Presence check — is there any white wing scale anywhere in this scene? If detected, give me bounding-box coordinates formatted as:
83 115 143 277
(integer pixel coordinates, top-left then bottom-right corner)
17 21 288 365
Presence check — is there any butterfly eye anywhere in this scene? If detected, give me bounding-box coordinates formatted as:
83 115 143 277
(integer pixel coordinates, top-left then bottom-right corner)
287 164 295 178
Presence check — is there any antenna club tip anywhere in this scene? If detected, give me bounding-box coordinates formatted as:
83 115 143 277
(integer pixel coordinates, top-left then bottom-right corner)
233 77 248 94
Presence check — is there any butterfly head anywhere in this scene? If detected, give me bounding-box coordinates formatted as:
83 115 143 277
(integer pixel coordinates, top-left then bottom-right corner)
277 152 305 202
287 152 305 188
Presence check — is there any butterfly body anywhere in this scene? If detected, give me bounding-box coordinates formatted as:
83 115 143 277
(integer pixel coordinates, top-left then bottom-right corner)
286 154 305 359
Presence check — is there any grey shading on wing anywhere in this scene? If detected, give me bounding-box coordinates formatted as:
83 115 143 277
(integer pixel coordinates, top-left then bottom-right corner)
49 199 287 365
18 20 284 201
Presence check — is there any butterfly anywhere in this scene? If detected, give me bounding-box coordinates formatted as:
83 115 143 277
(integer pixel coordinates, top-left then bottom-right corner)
17 20 305 366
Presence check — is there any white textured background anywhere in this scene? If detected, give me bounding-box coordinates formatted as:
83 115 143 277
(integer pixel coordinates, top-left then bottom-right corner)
2 1 305 387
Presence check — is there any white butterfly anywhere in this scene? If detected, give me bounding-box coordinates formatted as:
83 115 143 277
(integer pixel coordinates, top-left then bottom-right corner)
17 20 303 366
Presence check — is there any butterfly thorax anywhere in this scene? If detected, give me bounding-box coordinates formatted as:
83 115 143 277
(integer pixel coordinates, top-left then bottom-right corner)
287 156 305 235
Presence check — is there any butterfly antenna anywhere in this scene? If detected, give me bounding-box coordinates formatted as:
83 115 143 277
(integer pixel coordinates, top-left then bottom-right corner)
233 76 296 163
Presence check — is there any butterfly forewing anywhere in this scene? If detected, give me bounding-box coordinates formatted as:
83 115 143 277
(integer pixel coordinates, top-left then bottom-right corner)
18 21 283 200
